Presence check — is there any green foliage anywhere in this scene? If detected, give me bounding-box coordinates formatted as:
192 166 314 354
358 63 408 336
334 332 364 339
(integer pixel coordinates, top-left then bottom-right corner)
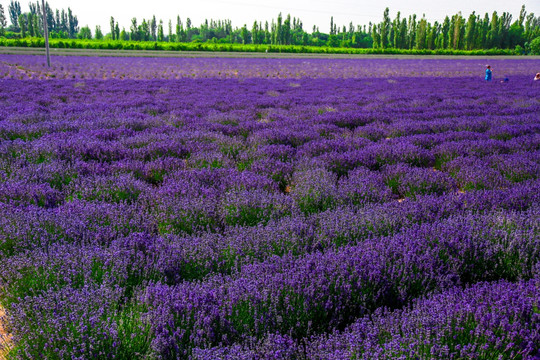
0 37 520 56
2 5 537 53
78 25 92 39
530 36 540 54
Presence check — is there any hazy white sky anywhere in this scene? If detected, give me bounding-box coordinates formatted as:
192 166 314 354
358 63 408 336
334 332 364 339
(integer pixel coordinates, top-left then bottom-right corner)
4 0 540 33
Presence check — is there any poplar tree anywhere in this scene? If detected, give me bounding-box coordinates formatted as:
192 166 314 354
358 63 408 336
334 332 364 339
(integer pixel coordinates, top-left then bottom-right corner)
150 15 156 40
392 11 401 48
8 1 21 29
0 4 6 36
251 21 258 44
67 8 78 38
441 16 450 48
110 16 115 40
480 13 490 48
241 24 248 44
158 20 164 41
130 18 138 40
27 13 34 36
487 11 499 47
264 21 270 44
276 13 282 44
95 25 103 39
415 15 428 49
283 14 291 44
381 7 390 48
176 16 182 42
17 13 26 36
465 11 476 50
399 17 407 48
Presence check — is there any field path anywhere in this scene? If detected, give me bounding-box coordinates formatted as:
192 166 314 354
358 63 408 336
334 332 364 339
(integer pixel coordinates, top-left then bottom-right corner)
1 46 539 59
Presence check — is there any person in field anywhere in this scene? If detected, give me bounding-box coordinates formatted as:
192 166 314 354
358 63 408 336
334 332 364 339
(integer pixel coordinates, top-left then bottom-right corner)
534 73 540 81
485 65 492 81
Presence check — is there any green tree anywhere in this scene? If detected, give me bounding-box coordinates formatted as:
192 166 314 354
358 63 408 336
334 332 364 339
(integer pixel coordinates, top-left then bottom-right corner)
240 24 249 44
264 21 270 43
427 21 438 49
381 7 391 48
17 13 26 37
530 36 540 54
524 12 539 43
408 14 417 49
415 15 428 49
498 12 512 48
95 25 103 39
441 16 450 48
276 12 282 44
60 9 68 33
0 4 7 36
158 20 164 41
67 8 78 38
487 11 499 47
27 13 34 36
32 12 39 36
120 27 128 41
398 18 407 48
8 0 21 29
150 15 157 41
176 16 183 42
110 16 115 40
283 14 291 44
371 23 380 48
186 17 191 41
251 21 259 44
465 11 476 49
139 18 149 41
392 11 401 48
78 25 92 39
479 13 489 48
452 13 464 49
130 18 138 40
45 2 54 33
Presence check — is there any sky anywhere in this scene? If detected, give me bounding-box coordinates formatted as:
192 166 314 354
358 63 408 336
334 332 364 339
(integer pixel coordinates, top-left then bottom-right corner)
5 0 540 34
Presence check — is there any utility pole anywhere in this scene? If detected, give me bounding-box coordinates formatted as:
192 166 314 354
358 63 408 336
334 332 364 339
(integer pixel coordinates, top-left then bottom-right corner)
41 0 50 67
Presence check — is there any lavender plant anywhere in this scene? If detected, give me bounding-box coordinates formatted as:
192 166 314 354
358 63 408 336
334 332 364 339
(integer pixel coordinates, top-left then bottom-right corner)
0 55 538 359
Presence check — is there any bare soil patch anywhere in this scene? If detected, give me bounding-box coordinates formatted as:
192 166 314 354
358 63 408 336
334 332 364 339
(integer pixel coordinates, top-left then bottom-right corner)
0 305 12 360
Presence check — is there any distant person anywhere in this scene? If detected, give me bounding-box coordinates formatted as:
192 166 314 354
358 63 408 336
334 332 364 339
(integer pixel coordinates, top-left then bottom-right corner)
500 76 509 83
535 73 540 81
485 65 492 81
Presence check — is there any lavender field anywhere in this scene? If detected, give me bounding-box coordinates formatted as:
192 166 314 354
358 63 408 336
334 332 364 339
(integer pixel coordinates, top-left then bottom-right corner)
0 55 539 359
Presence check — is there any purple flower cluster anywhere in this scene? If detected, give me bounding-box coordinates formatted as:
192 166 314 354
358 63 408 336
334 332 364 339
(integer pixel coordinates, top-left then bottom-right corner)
1 55 539 80
196 279 540 359
0 55 539 359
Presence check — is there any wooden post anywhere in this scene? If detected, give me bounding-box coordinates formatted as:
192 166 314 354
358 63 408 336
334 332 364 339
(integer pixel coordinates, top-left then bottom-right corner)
41 0 50 67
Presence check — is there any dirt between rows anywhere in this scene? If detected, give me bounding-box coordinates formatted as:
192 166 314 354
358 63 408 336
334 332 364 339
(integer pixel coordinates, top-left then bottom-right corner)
0 305 12 360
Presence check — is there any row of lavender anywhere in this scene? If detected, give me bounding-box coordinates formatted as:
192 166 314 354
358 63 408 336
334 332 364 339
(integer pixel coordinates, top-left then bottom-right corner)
0 56 539 359
1 55 540 79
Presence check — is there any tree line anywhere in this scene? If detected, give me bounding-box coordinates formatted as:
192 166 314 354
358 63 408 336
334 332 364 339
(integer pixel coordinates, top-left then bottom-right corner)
1 2 539 53
0 1 78 38
371 6 540 51
101 14 372 49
